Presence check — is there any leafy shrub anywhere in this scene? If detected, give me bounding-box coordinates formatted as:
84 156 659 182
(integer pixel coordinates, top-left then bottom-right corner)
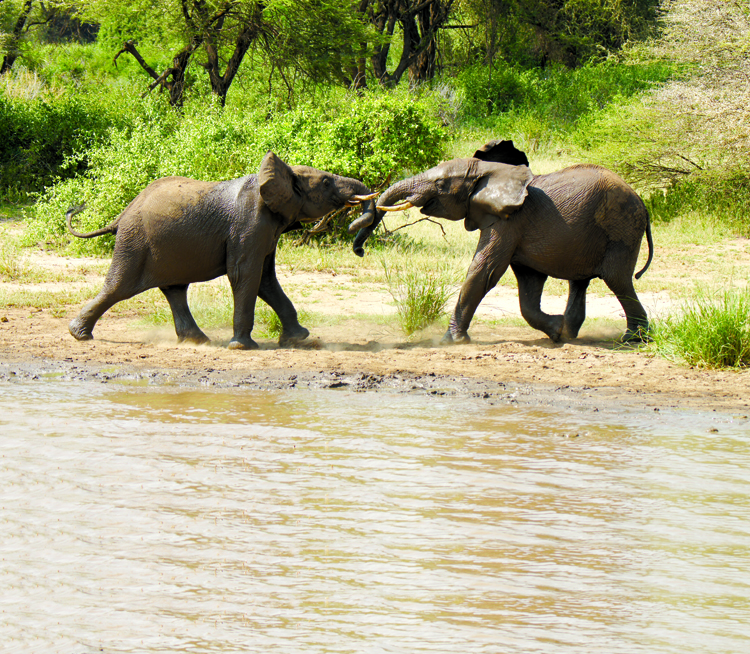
651 286 750 369
644 175 750 235
25 88 446 255
0 90 122 200
457 60 676 127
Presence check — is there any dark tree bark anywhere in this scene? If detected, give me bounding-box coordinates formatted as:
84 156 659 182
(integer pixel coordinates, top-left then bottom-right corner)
360 0 455 86
202 3 265 106
114 39 202 107
1 0 33 74
113 1 267 107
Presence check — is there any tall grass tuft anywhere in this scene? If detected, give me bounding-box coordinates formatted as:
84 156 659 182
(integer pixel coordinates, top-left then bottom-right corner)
383 260 455 336
651 286 750 369
0 238 28 280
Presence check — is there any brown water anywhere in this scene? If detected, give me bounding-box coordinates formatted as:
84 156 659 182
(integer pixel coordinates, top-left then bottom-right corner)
1 380 749 653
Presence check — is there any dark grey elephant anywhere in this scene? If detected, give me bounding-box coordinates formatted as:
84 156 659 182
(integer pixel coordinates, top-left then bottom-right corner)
351 140 653 344
67 151 376 350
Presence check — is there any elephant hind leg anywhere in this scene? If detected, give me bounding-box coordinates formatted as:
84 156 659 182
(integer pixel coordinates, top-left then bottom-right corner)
562 279 591 339
512 263 564 342
69 289 124 340
69 248 151 341
160 285 210 344
603 275 649 342
69 276 148 340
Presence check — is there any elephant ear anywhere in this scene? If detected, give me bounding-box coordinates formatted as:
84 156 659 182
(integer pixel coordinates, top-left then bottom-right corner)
472 140 529 168
258 151 304 220
465 164 534 232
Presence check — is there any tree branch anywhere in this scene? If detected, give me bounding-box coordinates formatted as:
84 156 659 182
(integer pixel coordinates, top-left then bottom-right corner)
113 40 160 81
385 216 448 240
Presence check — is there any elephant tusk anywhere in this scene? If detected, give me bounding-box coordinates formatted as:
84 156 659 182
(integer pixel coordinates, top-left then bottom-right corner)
345 192 379 207
376 201 413 212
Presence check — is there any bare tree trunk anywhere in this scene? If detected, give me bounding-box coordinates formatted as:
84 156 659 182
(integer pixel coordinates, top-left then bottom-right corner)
361 0 454 87
1 0 33 75
409 1 440 83
114 38 201 107
203 4 265 106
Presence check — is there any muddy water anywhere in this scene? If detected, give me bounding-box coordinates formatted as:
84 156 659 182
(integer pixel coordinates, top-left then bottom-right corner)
1 381 749 654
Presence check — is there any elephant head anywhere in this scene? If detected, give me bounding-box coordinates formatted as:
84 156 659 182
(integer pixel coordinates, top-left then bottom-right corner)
259 151 377 226
350 147 534 256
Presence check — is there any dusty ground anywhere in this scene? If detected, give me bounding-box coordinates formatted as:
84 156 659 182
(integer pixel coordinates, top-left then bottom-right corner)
1 247 748 416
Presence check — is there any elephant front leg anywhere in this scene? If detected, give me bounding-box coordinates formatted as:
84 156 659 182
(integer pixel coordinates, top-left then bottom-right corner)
511 263 564 342
442 228 516 345
258 249 309 347
227 258 264 351
160 285 210 344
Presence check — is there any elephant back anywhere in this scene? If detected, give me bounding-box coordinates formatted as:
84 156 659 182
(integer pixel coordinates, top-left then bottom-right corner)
540 165 648 248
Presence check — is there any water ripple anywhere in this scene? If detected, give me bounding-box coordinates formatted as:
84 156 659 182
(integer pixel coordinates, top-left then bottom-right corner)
0 382 748 652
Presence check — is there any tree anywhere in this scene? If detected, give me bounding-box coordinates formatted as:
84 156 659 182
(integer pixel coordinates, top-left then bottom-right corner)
0 0 76 74
263 0 377 93
360 0 457 86
96 0 383 105
459 0 661 68
104 0 269 107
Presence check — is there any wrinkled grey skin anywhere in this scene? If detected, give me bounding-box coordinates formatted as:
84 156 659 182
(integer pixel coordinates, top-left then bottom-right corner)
68 151 376 350
353 152 653 344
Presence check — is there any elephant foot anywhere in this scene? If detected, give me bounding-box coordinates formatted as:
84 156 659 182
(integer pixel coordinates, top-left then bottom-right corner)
543 315 565 342
278 326 310 348
621 325 651 344
441 329 471 345
69 319 93 341
228 336 259 351
178 332 211 346
561 321 583 340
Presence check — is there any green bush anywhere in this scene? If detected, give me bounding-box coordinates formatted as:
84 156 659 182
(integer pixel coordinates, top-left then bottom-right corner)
651 286 750 369
457 60 676 127
0 90 122 200
25 88 446 255
644 175 750 234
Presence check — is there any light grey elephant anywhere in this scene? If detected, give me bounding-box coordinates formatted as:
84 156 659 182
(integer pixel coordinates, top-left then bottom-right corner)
67 151 376 349
351 140 653 344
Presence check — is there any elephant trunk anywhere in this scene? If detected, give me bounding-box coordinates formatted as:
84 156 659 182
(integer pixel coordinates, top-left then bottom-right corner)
352 207 384 257
348 198 377 234
350 178 416 257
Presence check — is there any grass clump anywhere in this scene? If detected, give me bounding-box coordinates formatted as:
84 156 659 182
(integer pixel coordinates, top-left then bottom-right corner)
382 259 455 336
0 237 27 280
651 286 750 369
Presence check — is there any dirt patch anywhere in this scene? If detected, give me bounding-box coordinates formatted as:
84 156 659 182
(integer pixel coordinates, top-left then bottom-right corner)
1 285 748 415
2 237 749 415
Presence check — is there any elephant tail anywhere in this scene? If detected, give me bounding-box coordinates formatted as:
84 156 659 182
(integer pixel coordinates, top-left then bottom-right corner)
66 204 119 239
634 210 653 280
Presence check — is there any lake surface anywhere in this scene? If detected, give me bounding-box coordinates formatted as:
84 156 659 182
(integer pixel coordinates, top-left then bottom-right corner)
1 379 749 653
